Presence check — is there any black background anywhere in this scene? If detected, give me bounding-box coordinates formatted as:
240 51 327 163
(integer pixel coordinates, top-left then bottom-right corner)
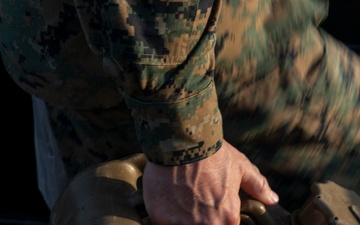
0 1 359 224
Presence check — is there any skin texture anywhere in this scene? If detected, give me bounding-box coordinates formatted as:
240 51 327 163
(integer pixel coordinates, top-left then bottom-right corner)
143 140 279 225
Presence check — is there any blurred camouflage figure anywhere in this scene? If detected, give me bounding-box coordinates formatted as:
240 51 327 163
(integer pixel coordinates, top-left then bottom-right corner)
0 0 359 211
215 0 360 209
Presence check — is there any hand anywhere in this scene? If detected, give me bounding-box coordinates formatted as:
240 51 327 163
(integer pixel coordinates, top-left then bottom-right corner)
142 140 279 225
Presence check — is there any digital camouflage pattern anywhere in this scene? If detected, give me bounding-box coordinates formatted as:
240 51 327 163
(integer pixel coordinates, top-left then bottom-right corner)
0 0 224 168
0 0 359 210
74 0 224 166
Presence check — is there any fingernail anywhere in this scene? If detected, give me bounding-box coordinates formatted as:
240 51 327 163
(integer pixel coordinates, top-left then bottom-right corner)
269 192 279 203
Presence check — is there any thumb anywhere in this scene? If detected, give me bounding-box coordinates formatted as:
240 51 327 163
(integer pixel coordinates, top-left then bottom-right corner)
240 159 279 205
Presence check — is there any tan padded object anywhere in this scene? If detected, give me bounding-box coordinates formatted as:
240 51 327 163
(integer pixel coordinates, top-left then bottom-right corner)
50 154 360 225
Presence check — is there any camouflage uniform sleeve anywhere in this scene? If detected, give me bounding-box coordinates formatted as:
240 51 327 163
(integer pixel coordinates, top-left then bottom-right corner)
73 0 224 166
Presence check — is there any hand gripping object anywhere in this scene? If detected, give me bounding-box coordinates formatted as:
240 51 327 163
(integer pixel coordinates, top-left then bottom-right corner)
50 154 360 225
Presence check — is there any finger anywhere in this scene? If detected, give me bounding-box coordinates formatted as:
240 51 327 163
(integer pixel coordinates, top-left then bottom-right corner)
240 163 279 205
225 141 279 206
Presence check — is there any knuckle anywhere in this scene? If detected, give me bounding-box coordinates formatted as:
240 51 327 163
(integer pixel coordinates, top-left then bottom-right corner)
258 175 270 193
224 209 240 225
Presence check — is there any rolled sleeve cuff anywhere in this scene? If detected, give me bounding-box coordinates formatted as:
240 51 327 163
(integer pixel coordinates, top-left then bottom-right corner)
119 80 223 166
